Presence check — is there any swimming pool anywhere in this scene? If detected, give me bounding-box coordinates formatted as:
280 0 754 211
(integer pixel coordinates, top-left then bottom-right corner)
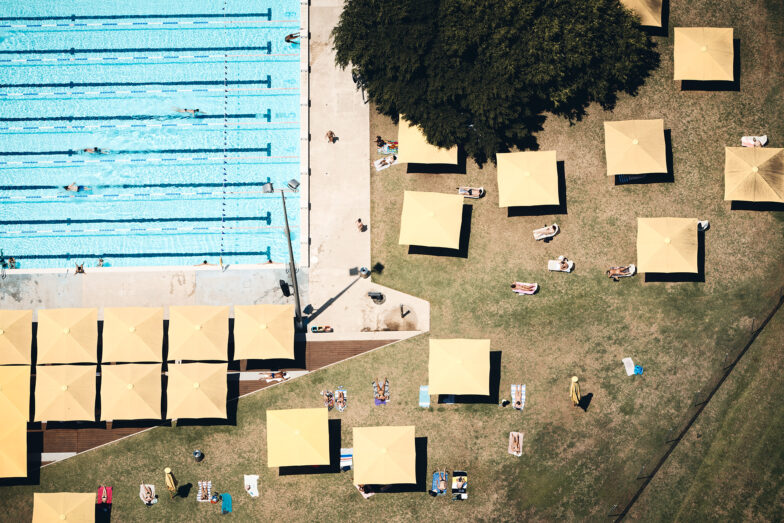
0 0 301 269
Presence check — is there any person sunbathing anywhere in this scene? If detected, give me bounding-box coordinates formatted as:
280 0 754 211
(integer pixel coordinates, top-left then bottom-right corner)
560 257 571 271
438 470 447 491
606 266 632 281
100 485 108 504
511 433 522 454
513 386 523 409
336 390 346 409
321 390 335 409
454 476 467 489
458 187 481 197
142 484 154 504
511 282 537 293
539 224 557 236
374 378 389 400
199 483 209 500
265 371 287 380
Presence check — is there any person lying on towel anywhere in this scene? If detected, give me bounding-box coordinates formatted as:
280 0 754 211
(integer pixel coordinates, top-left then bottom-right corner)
511 433 522 454
374 378 389 401
606 266 633 281
513 386 523 409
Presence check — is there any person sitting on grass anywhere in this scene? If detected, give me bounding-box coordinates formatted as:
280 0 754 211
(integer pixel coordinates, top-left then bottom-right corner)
606 266 632 281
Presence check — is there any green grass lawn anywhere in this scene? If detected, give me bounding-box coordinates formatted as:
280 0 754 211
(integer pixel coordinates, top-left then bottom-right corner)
1 0 783 520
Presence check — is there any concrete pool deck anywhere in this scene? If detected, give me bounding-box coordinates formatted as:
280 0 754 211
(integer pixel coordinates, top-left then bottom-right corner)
0 0 429 337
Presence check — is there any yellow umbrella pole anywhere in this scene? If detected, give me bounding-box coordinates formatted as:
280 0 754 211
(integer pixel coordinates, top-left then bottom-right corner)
165 467 178 499
570 376 581 407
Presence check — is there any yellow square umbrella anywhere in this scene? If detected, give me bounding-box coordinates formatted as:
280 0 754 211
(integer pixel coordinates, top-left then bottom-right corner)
398 191 464 249
234 304 295 360
428 339 490 396
266 408 330 467
397 116 458 165
724 147 784 203
620 0 662 27
604 119 667 176
0 309 32 364
166 363 227 419
637 217 699 273
353 425 416 485
37 308 98 364
496 151 559 207
102 307 163 363
674 27 734 81
32 492 95 523
168 306 229 361
0 419 27 478
100 364 161 421
34 365 96 422
0 365 31 421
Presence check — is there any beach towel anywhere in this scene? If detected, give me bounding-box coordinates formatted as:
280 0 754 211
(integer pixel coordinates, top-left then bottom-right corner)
622 357 635 376
139 485 157 505
419 385 430 408
378 144 398 155
508 432 523 457
548 256 573 272
512 282 538 295
96 486 112 505
431 471 448 495
197 480 212 502
355 483 374 499
373 379 389 405
451 471 468 500
340 448 353 471
374 155 398 171
244 475 259 497
335 387 347 412
221 493 232 514
511 384 526 411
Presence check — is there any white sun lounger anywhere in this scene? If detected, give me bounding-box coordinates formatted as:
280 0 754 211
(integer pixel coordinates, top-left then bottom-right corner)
244 475 259 497
374 155 398 171
741 135 767 147
508 432 523 457
458 186 484 199
533 224 558 241
548 256 574 272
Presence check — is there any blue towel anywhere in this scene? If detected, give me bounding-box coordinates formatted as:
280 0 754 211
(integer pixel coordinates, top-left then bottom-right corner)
419 386 430 408
511 384 526 411
221 493 232 514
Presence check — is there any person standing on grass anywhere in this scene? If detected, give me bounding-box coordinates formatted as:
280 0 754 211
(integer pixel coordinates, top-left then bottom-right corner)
570 376 581 407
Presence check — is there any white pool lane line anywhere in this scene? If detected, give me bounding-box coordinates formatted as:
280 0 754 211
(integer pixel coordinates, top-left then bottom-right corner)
0 52 298 64
0 154 298 167
0 121 298 132
0 86 299 98
0 19 296 29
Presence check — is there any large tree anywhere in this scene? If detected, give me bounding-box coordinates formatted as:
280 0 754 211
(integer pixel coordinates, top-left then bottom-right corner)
333 0 659 164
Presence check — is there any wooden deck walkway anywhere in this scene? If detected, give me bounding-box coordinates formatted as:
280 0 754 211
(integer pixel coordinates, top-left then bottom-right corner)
28 339 396 466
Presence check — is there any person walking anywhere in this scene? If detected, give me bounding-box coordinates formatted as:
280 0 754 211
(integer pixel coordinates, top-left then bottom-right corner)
570 376 581 407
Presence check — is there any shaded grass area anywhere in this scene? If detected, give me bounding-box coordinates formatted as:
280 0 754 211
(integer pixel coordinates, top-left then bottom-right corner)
1 0 784 521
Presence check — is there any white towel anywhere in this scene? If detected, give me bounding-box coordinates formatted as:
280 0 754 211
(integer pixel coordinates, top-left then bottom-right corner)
244 475 259 498
622 357 635 376
139 484 156 505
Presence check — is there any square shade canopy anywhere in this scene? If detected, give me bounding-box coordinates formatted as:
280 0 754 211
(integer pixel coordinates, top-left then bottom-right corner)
428 339 490 396
167 306 229 361
397 116 458 165
0 309 32 364
100 364 161 421
637 217 699 273
266 408 330 467
496 151 559 207
0 419 26 478
102 307 163 363
34 365 96 422
724 147 784 202
674 27 734 81
0 365 31 421
166 363 227 419
33 493 95 523
36 308 97 364
353 425 416 485
234 304 295 360
620 0 662 27
398 191 464 249
604 119 667 176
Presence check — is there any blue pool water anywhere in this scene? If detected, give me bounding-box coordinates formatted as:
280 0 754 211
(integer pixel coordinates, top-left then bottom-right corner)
0 0 301 269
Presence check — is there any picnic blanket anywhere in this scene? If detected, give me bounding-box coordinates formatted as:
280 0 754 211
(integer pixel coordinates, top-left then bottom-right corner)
511 384 526 411
419 385 430 408
378 144 398 155
221 493 232 514
340 448 353 471
336 387 347 412
508 432 523 457
244 475 259 497
197 480 212 502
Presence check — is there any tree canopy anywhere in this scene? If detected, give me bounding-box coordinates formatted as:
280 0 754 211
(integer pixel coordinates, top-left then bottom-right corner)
333 0 659 164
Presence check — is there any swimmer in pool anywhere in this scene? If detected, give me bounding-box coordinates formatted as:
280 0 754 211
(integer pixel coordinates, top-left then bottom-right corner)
285 32 300 43
83 147 107 154
64 183 91 192
175 108 201 115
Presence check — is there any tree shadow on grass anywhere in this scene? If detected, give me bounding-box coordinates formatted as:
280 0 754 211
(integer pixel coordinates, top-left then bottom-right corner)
681 39 740 92
408 205 472 258
279 419 341 476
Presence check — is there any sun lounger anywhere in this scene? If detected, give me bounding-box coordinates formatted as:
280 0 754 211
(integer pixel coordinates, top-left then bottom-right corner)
419 385 430 408
340 448 353 471
511 384 526 411
533 223 558 241
139 484 157 506
431 471 449 495
96 486 112 505
355 483 374 499
451 471 468 500
512 282 538 295
374 155 398 171
458 186 484 199
244 475 259 497
335 387 347 412
221 493 232 514
607 265 636 280
741 135 767 147
548 256 574 272
197 480 212 502
508 432 523 457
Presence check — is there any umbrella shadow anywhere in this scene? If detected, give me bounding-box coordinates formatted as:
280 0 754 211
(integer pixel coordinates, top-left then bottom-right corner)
408 205 472 258
644 229 706 282
278 419 341 476
405 148 466 174
730 201 784 211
